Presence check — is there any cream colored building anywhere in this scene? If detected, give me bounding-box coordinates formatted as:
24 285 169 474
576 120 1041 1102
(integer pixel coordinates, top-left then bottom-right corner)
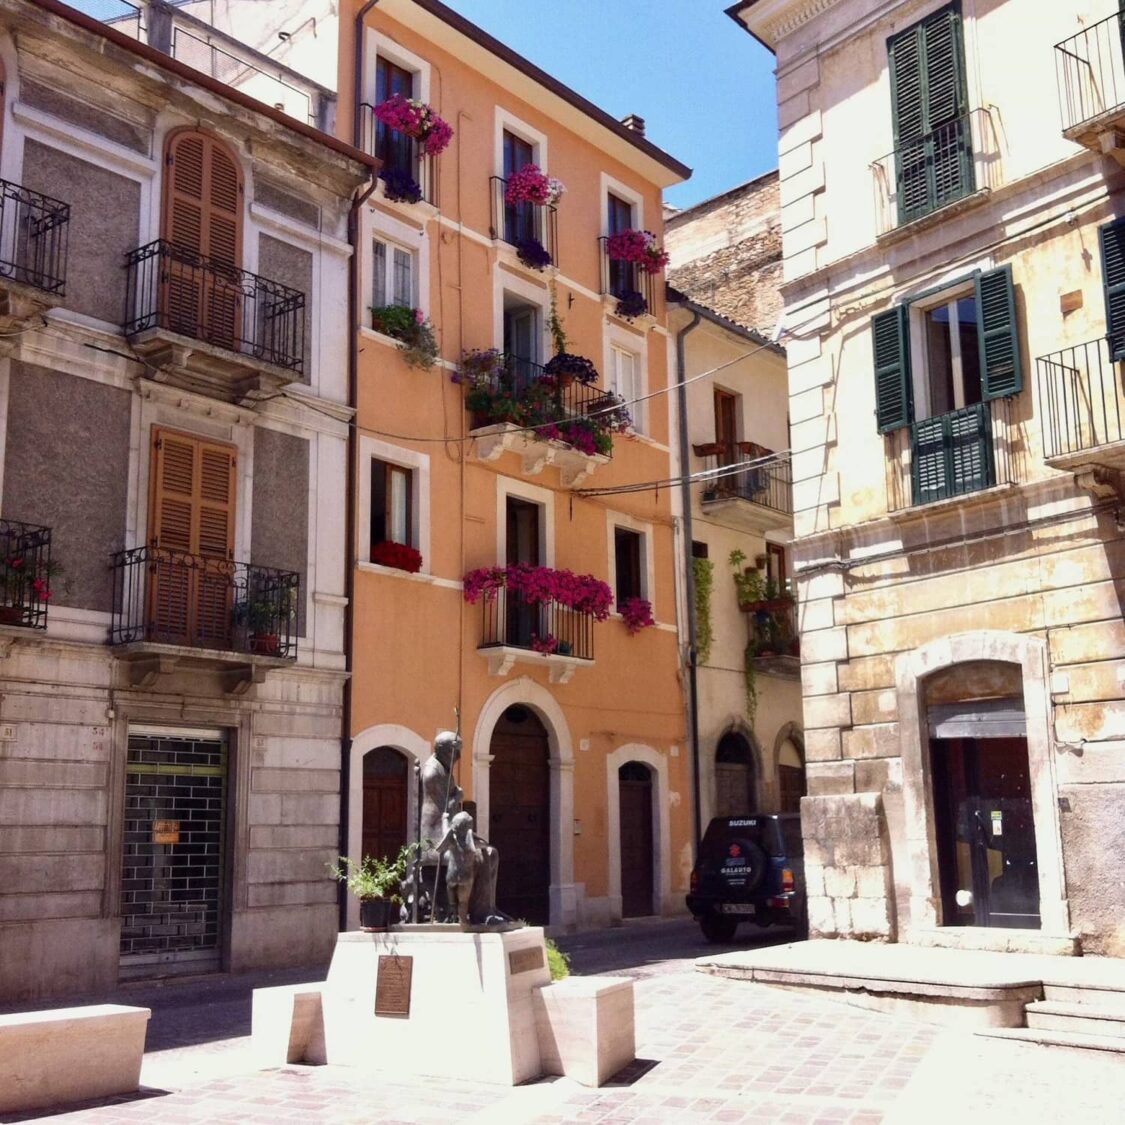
732 0 1125 955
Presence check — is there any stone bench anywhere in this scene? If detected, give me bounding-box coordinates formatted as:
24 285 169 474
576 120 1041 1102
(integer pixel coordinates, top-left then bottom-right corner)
251 983 326 1066
0 1004 150 1115
533 975 635 1087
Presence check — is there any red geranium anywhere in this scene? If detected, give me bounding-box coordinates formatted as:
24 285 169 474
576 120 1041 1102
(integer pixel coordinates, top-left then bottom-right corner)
371 541 423 573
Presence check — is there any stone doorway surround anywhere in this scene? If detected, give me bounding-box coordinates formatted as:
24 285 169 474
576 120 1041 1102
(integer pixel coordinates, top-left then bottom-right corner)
472 678 577 928
896 631 1070 944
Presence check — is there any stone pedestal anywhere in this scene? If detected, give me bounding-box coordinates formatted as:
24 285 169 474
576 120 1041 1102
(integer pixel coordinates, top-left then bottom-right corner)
534 975 635 1086
321 926 550 1086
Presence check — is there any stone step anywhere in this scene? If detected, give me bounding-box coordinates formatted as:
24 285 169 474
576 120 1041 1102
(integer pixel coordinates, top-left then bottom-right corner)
1025 1000 1125 1038
1043 983 1125 1010
976 1026 1125 1055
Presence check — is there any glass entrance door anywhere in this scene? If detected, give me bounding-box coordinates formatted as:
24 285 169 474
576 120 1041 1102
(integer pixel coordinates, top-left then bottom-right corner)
931 736 1040 929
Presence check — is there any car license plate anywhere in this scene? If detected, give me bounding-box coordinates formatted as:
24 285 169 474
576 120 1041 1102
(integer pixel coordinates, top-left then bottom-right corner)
720 903 755 915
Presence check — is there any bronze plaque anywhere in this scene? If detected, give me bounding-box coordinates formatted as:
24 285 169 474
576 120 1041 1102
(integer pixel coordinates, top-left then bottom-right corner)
508 946 545 975
375 954 413 1017
152 819 180 845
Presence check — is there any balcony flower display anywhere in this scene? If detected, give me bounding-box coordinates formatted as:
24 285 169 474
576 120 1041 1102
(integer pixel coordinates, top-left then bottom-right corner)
614 289 649 320
370 304 438 370
606 229 670 275
380 166 423 205
463 563 614 621
515 236 552 271
619 596 655 634
370 541 423 573
544 352 599 384
505 164 565 207
372 95 453 156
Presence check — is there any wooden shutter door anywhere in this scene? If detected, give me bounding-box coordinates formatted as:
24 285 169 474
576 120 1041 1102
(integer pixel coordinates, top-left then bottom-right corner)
922 7 972 209
872 306 913 433
889 23 928 222
195 442 237 648
976 265 1023 399
1100 218 1125 361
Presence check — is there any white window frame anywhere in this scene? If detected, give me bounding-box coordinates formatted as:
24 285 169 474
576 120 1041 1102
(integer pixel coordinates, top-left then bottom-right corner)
605 510 654 618
371 232 418 311
365 208 429 320
600 172 644 236
493 269 550 360
357 436 431 576
604 320 647 433
497 476 554 568
494 107 549 179
364 31 431 106
908 279 976 422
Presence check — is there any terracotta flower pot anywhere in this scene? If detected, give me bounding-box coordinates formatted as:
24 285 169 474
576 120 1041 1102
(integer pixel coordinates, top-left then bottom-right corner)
249 633 281 656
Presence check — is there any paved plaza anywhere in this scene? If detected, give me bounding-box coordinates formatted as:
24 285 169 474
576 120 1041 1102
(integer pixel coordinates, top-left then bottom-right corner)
10 921 1125 1124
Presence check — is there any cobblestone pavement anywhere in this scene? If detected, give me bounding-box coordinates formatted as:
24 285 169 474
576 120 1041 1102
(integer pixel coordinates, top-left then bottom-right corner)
15 922 1125 1124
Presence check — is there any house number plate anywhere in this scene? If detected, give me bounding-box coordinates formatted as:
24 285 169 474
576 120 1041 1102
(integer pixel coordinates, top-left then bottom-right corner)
375 955 413 1017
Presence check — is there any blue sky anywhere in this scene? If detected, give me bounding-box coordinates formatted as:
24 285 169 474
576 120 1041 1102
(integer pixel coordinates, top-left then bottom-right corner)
74 0 779 209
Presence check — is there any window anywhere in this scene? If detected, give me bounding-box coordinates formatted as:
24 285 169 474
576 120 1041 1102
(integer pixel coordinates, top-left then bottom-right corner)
503 129 536 245
370 459 414 552
888 4 972 224
1100 217 1125 360
375 56 417 177
607 192 635 298
691 540 709 559
609 345 641 431
614 527 643 609
872 265 1021 504
766 543 787 591
373 237 415 309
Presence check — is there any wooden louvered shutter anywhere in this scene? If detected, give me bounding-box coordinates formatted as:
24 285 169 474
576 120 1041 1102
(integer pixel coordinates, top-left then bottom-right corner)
976 265 1023 399
911 402 993 505
889 22 928 222
872 306 913 433
194 441 237 647
1100 218 1125 361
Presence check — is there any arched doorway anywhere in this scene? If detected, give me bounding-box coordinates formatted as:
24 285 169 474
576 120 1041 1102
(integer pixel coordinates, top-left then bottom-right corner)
362 747 409 862
714 731 756 816
777 738 806 814
618 762 655 917
489 705 550 924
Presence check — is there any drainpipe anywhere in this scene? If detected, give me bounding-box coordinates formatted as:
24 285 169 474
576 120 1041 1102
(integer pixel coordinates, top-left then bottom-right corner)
674 306 704 856
340 0 382 931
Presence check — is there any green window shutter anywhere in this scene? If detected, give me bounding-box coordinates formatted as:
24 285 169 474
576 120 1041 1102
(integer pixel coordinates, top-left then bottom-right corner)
889 23 929 221
976 265 1023 399
1099 217 1125 362
872 306 913 433
911 402 993 505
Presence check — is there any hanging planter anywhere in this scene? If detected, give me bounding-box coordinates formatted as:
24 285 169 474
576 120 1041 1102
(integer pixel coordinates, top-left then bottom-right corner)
515 236 552 271
619 596 655 634
544 352 599 384
505 164 566 206
605 229 669 275
614 290 649 320
380 167 423 204
372 95 453 155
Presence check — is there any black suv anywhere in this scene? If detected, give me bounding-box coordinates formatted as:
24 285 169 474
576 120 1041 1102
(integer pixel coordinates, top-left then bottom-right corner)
687 813 807 943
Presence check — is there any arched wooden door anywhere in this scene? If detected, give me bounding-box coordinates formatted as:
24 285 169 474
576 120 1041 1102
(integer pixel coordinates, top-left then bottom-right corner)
715 731 756 816
619 761 655 917
489 706 550 924
362 747 409 862
777 738 806 814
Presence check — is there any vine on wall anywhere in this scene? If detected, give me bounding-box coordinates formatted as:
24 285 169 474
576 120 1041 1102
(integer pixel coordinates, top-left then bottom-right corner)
693 556 714 666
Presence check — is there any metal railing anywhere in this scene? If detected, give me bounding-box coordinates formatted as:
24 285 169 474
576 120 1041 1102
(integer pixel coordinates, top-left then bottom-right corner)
886 398 1022 510
110 547 299 659
0 179 70 296
479 586 594 661
0 519 52 631
124 240 305 374
871 107 999 234
1036 335 1125 460
359 104 436 204
748 596 799 660
598 237 657 316
488 176 558 265
1056 11 1125 135
698 448 793 515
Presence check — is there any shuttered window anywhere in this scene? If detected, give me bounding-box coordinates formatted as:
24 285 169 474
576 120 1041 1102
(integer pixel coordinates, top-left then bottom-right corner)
976 265 1023 399
872 306 912 433
1100 217 1125 361
889 4 973 224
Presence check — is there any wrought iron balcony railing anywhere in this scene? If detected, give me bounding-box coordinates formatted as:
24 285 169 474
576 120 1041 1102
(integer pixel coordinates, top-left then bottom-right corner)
110 547 299 659
0 179 70 296
1056 11 1125 136
359 103 435 204
0 519 52 631
1036 335 1125 461
488 176 558 264
479 586 595 662
598 237 656 316
871 107 1000 234
747 596 800 660
696 447 793 515
123 240 305 374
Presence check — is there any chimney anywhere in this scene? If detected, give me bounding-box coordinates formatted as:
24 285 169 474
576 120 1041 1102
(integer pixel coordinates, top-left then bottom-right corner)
621 114 646 136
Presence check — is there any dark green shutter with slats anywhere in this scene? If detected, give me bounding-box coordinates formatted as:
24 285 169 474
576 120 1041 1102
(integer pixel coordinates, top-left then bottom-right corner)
1100 217 1125 361
872 306 913 433
911 401 993 504
976 265 1023 399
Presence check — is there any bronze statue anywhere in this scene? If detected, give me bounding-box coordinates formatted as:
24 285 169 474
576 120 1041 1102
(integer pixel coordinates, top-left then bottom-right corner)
435 810 501 929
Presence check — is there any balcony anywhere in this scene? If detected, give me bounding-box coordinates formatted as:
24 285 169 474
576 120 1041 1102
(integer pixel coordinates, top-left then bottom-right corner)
598 237 657 319
476 583 595 685
0 178 69 326
359 104 435 205
743 592 800 678
886 399 1022 512
0 519 53 633
124 240 305 403
871 108 1001 237
1056 12 1125 162
1036 335 1125 474
695 446 793 533
489 176 558 268
110 547 299 691
461 352 629 486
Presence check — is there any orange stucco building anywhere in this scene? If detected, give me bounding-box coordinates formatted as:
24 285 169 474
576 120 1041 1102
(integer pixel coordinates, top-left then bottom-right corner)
337 0 692 929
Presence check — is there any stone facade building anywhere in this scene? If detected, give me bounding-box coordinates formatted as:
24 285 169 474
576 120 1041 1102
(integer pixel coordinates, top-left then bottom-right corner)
732 0 1125 956
0 0 373 1001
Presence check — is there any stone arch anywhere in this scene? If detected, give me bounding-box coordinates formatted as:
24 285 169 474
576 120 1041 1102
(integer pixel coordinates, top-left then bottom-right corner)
713 727 760 815
772 720 806 814
472 678 576 926
896 630 1067 938
605 743 672 922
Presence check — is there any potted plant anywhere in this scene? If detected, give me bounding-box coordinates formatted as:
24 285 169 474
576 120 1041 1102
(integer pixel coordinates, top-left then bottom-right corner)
370 540 423 573
504 164 565 207
619 596 655 634
330 845 415 932
380 166 423 205
614 289 649 320
372 95 454 156
370 305 439 370
515 236 552 271
0 552 57 626
234 586 294 656
605 228 670 275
